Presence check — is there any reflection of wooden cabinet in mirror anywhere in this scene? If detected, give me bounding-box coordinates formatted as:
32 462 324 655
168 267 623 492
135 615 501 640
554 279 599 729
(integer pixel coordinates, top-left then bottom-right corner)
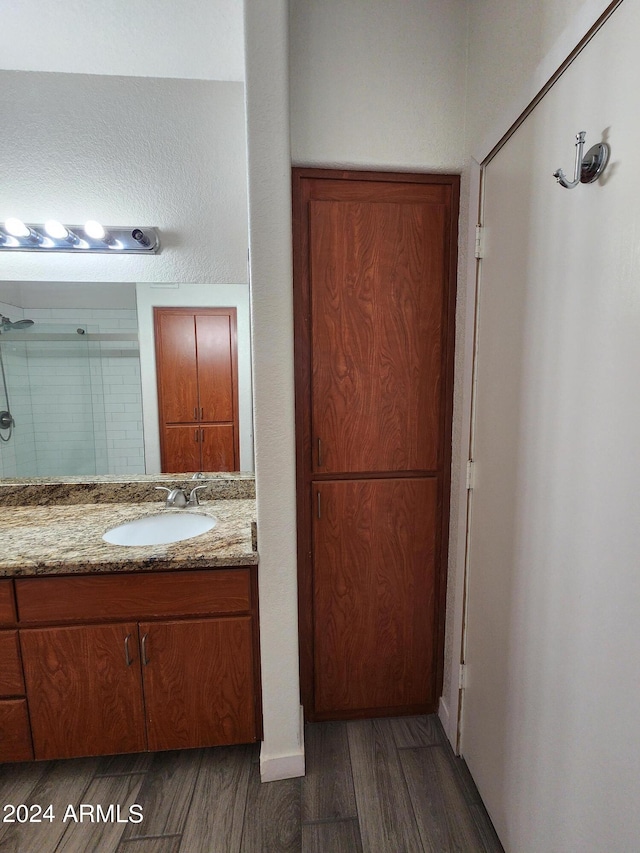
154 307 240 472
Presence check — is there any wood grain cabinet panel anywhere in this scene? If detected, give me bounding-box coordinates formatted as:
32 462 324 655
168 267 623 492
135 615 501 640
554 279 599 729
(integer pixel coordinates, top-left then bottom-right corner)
160 425 203 473
310 198 445 474
195 314 234 422
313 479 437 715
20 623 147 760
141 617 256 751
294 169 458 720
0 630 25 696
154 307 240 472
0 580 16 625
16 569 251 624
155 311 200 424
0 699 33 762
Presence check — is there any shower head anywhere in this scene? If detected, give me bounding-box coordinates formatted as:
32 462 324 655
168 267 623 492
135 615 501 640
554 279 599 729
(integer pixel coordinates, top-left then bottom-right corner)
0 315 35 332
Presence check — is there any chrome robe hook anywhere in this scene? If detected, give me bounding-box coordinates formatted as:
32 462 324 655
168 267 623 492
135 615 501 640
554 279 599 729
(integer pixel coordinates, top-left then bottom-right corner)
554 131 609 188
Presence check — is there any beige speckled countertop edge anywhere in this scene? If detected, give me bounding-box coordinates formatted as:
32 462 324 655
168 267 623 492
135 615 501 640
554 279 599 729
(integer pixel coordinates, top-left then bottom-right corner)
0 498 257 578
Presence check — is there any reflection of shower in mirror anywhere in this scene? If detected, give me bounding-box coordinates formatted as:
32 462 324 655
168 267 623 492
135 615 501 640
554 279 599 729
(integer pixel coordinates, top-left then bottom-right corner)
0 315 35 441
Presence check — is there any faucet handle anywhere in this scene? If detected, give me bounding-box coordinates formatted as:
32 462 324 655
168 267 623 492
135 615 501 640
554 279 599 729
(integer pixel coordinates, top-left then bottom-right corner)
155 486 172 508
187 485 208 506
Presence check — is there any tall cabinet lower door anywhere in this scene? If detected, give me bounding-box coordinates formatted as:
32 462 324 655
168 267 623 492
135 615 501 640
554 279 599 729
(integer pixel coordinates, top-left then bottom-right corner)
313 479 438 715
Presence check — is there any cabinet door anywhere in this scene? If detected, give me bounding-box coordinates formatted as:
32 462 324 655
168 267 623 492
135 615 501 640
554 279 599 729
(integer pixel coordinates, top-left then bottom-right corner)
161 424 203 472
200 425 236 471
195 313 234 422
140 617 256 751
0 630 25 696
310 193 446 474
313 478 438 716
0 699 33 762
155 311 199 424
20 623 146 760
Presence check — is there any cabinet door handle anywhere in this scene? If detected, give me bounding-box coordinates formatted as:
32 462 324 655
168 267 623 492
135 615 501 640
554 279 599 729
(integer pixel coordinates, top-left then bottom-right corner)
194 406 198 421
194 429 199 442
124 634 133 666
317 490 322 519
200 407 204 420
141 633 150 665
201 429 205 442
317 437 323 467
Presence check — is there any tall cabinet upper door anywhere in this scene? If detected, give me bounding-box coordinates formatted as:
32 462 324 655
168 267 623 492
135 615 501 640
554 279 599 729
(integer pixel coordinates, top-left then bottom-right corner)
310 188 447 474
195 314 235 423
155 312 199 424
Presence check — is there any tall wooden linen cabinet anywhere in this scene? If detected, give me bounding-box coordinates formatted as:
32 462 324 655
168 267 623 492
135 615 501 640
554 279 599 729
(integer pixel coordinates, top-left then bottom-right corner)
293 169 459 721
154 307 240 472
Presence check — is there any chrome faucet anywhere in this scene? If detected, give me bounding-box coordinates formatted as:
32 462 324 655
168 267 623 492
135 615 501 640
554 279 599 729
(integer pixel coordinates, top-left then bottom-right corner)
155 485 207 508
155 486 188 508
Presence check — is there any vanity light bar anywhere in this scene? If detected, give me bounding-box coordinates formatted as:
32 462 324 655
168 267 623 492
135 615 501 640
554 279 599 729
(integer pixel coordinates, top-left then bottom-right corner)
0 221 160 254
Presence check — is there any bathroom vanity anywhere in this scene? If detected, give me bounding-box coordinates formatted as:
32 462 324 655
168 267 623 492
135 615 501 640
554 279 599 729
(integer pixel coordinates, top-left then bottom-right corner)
0 476 260 763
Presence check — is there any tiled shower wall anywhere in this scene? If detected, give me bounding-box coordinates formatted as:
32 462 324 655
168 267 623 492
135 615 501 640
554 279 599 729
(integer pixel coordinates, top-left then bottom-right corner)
0 305 145 477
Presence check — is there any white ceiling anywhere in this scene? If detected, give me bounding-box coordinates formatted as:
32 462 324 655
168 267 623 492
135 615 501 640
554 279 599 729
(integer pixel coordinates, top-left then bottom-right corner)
0 0 244 81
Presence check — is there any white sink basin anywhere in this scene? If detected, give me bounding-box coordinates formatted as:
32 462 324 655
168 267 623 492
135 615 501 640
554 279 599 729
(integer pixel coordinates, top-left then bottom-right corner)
103 512 216 546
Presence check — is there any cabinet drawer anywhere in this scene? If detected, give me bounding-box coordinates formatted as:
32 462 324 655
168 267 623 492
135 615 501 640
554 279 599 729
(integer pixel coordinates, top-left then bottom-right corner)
0 580 16 625
15 569 251 625
0 699 33 762
0 631 25 696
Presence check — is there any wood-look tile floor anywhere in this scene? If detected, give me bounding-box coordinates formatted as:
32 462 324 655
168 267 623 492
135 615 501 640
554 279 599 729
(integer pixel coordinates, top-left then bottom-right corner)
0 715 503 852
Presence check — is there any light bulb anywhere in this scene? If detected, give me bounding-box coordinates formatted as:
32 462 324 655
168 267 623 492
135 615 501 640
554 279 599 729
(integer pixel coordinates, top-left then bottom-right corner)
84 220 106 240
44 220 69 240
4 218 30 238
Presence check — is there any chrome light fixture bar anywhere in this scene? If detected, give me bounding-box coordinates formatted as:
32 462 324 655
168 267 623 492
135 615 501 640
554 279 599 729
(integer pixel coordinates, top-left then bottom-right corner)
0 220 160 253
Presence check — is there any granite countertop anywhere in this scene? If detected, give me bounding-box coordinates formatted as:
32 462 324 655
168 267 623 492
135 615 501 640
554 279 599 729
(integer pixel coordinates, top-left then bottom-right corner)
0 498 257 578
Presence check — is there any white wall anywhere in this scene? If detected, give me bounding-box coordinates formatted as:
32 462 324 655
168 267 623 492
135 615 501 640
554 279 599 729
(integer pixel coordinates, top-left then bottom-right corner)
466 0 615 155
290 0 468 170
462 1 640 849
136 283 254 473
244 0 305 781
248 0 470 781
1 72 248 285
0 0 244 81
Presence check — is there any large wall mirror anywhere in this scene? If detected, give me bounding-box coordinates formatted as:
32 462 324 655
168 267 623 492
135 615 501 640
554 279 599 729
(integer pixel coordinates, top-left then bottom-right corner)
0 281 254 480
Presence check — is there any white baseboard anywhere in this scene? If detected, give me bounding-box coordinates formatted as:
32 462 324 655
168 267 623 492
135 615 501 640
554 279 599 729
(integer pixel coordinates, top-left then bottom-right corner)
259 704 306 782
260 749 306 782
438 695 453 745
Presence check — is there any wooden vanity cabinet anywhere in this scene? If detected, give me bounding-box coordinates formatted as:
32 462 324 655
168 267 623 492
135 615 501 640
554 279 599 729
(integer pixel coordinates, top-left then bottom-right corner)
0 581 33 763
12 567 261 763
